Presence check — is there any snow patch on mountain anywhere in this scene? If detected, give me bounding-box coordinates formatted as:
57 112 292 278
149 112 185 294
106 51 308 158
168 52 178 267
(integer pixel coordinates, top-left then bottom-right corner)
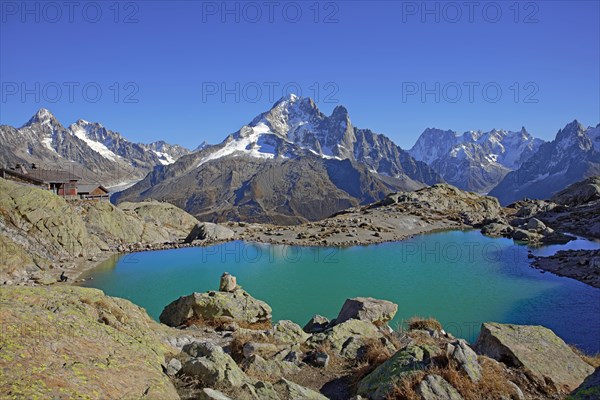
196 123 281 167
71 125 120 161
153 151 175 165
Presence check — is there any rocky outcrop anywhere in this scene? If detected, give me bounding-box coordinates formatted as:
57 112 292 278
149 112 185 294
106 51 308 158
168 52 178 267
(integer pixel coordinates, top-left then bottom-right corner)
0 285 179 399
185 222 235 243
159 288 272 328
532 249 600 288
380 184 502 226
551 176 600 206
0 178 199 284
335 297 398 326
4 274 597 400
448 339 481 383
475 322 594 392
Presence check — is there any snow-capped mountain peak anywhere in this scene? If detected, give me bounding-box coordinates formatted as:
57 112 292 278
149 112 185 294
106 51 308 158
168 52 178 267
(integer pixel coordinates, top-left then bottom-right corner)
23 108 61 129
1 109 192 185
409 125 544 193
192 96 441 186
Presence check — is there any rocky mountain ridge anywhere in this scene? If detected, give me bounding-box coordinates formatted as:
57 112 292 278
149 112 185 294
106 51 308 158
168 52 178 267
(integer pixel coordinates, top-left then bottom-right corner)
0 109 191 186
409 127 544 193
113 95 444 224
489 121 600 205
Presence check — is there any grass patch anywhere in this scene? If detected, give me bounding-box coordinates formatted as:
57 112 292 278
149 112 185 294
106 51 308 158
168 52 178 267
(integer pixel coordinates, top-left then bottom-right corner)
406 317 443 332
569 345 600 368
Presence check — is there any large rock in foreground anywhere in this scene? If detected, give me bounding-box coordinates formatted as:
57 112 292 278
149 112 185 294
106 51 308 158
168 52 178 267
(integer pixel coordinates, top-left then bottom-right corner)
0 286 179 399
475 322 594 392
335 296 398 326
181 341 250 389
357 345 427 399
160 288 272 327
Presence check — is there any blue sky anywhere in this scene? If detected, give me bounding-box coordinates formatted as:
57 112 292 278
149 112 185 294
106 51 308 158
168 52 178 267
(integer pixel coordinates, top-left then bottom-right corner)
1 0 599 149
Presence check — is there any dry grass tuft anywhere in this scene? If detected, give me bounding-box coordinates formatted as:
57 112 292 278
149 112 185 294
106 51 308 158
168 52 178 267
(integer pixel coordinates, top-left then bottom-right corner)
228 332 253 363
385 371 426 400
182 316 272 331
407 317 443 332
569 344 600 368
350 337 396 388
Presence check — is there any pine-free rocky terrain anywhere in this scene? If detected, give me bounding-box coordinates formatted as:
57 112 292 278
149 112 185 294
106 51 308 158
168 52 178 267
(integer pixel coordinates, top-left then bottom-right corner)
1 175 600 399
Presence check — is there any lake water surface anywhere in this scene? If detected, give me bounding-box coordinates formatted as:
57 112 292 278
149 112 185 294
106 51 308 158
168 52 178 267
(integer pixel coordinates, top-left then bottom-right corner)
79 231 600 353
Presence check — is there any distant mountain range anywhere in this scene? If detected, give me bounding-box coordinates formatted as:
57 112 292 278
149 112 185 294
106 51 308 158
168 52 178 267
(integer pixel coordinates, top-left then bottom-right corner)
114 94 441 224
489 120 600 205
0 109 190 186
409 127 544 193
2 98 598 219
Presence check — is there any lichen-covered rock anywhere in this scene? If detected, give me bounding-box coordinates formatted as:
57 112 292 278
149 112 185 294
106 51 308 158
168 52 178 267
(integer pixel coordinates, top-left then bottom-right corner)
159 288 272 327
198 388 234 400
166 358 182 376
335 297 398 326
241 354 300 377
243 342 283 359
449 339 481 382
0 178 97 279
272 320 310 344
0 285 179 399
238 381 281 400
417 374 464 400
309 319 391 359
273 378 328 400
181 341 251 389
475 323 594 392
118 200 198 236
357 345 427 400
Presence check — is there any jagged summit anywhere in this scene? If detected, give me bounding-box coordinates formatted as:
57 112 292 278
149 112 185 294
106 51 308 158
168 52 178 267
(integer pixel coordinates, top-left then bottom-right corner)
2 110 191 185
23 108 61 128
489 119 600 204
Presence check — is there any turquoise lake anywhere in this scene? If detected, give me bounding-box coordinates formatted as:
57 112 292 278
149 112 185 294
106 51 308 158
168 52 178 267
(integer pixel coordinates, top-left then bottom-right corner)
79 231 600 353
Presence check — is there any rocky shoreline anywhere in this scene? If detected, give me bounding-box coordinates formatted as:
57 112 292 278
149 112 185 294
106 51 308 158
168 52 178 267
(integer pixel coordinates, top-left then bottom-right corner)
532 249 600 288
5 178 600 290
3 272 597 399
